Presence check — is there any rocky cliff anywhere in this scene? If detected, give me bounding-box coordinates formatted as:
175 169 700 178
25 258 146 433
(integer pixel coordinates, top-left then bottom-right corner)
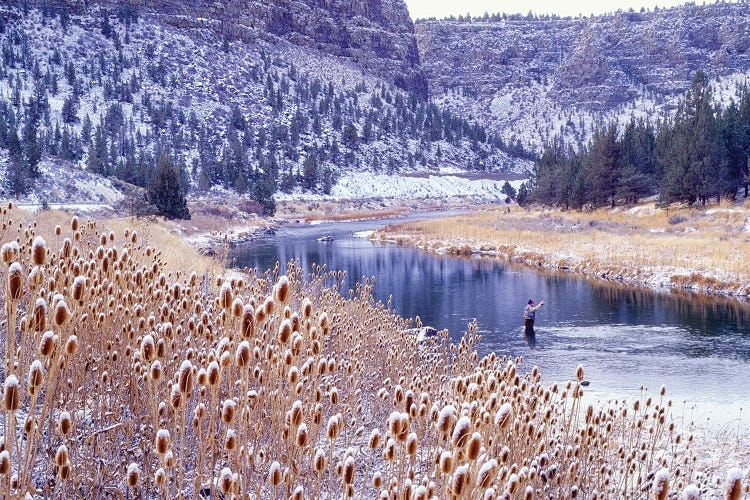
416 2 750 149
14 0 427 97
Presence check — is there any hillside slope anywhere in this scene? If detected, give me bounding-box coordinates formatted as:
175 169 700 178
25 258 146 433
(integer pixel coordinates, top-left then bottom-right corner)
0 2 525 206
417 2 750 151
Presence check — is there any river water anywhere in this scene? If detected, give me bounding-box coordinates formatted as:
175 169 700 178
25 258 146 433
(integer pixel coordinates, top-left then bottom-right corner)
230 215 750 429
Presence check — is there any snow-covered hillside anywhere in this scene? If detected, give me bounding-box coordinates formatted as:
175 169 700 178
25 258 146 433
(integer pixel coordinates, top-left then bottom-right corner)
417 2 750 151
0 3 528 207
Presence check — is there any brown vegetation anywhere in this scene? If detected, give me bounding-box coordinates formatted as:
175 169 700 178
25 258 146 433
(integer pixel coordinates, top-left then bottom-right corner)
0 204 746 497
374 203 750 297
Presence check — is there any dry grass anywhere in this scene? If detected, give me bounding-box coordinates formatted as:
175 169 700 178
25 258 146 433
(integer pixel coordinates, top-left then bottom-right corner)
276 200 410 223
374 203 750 296
0 203 746 497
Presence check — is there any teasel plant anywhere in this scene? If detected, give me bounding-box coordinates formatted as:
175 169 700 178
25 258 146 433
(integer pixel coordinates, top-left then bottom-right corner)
0 203 745 498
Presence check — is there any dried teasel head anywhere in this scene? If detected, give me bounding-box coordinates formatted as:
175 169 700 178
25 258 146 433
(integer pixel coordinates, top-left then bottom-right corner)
295 424 309 448
219 282 233 310
342 456 356 485
219 426 236 450
54 444 70 467
178 360 194 394
290 485 304 500
451 415 472 448
170 384 182 409
0 451 9 475
372 471 383 489
221 399 237 423
231 297 243 318
290 400 303 427
368 429 382 449
58 411 73 436
477 459 499 489
467 432 482 460
406 432 418 456
39 331 57 357
725 467 743 500
313 448 327 473
65 335 79 355
326 414 341 440
155 467 166 486
653 468 670 500
495 403 512 430
32 298 47 332
27 360 44 395
163 450 175 468
127 462 141 488
240 305 254 338
235 341 251 367
437 404 457 438
451 464 469 495
439 451 454 474
150 361 163 381
155 429 170 455
268 461 282 487
141 334 156 362
32 236 46 266
4 375 20 411
53 299 71 326
1 242 19 264
8 262 23 300
278 319 292 345
302 298 312 319
207 361 220 386
219 467 233 494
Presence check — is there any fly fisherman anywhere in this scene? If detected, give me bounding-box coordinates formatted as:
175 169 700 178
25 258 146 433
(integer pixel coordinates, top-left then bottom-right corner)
523 298 544 335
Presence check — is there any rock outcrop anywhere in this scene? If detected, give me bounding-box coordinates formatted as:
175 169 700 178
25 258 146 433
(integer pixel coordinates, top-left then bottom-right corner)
15 0 427 97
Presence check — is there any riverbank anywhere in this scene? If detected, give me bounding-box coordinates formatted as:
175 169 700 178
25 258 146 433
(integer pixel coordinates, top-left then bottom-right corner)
180 195 481 253
371 201 750 299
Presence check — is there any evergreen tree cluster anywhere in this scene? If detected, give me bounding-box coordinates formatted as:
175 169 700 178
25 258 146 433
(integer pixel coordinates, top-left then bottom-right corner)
0 5 518 215
529 71 750 208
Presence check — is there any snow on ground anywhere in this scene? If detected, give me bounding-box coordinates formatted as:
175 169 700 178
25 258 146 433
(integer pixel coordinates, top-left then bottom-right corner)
276 172 527 201
0 159 126 208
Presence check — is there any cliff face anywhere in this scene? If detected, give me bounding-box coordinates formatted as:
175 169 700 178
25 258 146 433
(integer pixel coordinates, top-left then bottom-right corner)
18 0 427 97
416 3 750 148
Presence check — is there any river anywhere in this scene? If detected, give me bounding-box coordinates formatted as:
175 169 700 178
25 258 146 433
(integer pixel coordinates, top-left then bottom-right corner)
230 214 750 429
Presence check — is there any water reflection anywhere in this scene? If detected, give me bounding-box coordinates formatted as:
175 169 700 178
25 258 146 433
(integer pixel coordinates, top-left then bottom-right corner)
230 218 750 426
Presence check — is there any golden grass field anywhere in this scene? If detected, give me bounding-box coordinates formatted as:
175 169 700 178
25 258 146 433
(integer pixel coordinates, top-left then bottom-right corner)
373 201 750 297
0 203 746 498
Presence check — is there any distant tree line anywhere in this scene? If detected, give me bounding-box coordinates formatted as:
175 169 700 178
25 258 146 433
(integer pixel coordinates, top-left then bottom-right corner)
527 71 750 208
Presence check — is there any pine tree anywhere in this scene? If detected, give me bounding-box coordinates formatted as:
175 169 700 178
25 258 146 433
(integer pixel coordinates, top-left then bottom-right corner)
149 152 190 219
660 71 726 205
517 182 529 206
587 124 621 207
322 166 334 195
302 153 318 191
501 181 517 200
22 119 41 179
